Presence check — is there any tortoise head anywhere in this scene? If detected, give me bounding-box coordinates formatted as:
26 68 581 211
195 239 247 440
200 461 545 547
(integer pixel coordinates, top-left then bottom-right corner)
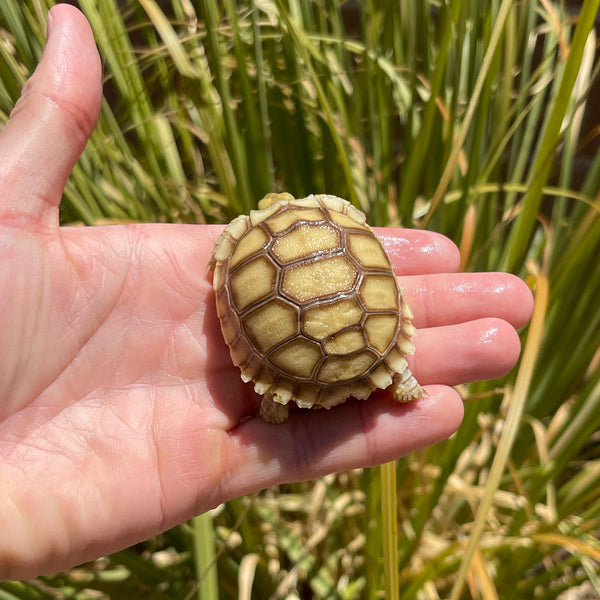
258 192 295 210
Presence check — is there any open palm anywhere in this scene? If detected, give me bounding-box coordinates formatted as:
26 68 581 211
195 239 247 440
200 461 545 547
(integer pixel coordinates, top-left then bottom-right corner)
0 6 533 579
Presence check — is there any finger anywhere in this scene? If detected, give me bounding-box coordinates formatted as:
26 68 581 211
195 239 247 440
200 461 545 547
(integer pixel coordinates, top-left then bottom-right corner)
204 316 521 428
215 316 521 423
413 317 522 386
375 227 461 275
402 272 534 329
0 5 102 227
220 385 463 494
203 225 461 275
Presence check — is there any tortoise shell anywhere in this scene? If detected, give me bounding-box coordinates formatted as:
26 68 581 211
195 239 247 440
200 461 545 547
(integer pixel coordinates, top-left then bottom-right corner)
210 193 422 422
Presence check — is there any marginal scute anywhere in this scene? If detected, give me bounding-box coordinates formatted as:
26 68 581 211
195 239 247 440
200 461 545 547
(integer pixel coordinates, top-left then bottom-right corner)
313 194 347 215
397 336 416 355
212 233 237 264
368 364 394 389
295 384 321 409
315 194 367 226
402 300 414 319
346 204 368 224
258 191 295 209
385 346 409 374
224 214 250 240
248 200 282 226
228 331 253 367
218 305 239 345
270 382 294 405
210 192 423 423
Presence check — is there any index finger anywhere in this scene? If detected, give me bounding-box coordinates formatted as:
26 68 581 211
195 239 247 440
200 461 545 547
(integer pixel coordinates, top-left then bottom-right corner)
203 225 461 276
375 227 461 275
402 272 534 329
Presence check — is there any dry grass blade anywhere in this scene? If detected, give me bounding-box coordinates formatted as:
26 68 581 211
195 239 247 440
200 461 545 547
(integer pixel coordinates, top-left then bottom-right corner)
466 548 499 600
238 554 260 600
450 253 550 599
531 534 600 562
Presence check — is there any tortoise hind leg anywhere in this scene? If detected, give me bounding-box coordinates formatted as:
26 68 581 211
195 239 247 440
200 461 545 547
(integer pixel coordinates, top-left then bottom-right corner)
391 366 423 402
258 394 290 423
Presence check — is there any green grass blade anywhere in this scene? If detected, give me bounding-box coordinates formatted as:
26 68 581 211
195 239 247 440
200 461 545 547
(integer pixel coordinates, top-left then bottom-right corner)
274 0 361 211
198 0 253 214
421 0 514 228
193 512 220 600
503 0 600 272
380 461 399 600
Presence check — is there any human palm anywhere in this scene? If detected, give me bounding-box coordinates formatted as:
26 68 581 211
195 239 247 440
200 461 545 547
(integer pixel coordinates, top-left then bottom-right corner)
0 5 533 579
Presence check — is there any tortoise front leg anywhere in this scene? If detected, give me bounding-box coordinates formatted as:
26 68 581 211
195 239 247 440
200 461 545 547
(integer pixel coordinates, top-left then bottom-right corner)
258 393 290 423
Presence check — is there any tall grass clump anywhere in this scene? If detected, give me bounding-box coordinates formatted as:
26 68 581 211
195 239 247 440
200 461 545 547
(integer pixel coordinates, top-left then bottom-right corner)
1 0 600 597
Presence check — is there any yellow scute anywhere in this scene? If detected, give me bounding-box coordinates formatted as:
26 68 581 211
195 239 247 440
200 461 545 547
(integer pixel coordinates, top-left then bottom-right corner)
282 256 358 303
323 329 365 354
347 233 391 269
271 223 339 263
230 227 269 268
302 298 363 340
364 314 398 353
242 299 298 354
359 275 399 310
269 339 322 378
317 351 377 383
230 256 277 311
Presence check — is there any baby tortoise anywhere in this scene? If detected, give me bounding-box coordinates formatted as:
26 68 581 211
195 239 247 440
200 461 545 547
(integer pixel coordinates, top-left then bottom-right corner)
210 193 422 423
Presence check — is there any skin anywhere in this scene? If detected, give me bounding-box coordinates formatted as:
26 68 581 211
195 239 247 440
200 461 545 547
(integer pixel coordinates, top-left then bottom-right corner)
0 5 534 580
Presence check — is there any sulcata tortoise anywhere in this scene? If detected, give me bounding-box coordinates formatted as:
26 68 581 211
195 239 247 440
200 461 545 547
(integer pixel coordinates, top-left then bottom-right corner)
210 193 422 423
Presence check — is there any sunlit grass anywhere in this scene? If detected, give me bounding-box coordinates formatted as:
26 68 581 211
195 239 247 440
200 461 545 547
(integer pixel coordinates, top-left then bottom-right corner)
1 0 600 598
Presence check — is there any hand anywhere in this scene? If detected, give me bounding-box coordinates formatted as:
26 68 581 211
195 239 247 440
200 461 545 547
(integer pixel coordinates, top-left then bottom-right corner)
0 5 533 579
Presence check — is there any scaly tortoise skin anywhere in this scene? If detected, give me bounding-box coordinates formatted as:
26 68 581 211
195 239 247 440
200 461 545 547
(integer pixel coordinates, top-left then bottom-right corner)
210 193 422 423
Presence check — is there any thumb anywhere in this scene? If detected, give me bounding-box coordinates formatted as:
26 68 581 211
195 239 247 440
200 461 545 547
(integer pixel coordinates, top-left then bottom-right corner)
0 4 102 228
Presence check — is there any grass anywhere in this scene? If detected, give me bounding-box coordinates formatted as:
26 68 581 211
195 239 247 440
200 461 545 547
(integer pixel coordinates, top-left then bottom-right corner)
1 0 600 597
